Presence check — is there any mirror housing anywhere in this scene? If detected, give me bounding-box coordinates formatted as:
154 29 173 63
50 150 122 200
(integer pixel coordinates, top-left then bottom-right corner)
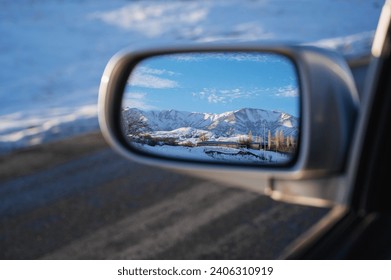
98 45 359 207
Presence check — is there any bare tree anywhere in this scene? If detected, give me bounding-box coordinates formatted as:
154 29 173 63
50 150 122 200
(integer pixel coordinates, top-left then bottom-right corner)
275 130 280 150
199 133 209 142
268 130 271 150
248 130 253 143
121 109 150 136
290 135 295 147
279 130 284 148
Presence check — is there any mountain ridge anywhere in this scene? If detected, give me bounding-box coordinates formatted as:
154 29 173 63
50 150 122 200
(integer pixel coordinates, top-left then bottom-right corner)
122 107 299 141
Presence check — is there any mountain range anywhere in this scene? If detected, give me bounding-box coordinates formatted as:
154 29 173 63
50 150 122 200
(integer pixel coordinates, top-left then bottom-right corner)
122 107 299 141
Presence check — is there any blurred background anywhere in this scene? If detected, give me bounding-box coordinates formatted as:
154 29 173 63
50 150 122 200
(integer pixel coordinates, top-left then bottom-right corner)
0 0 382 153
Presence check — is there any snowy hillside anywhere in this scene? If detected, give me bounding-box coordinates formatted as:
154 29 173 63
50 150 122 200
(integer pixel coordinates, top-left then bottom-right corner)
0 0 384 154
123 107 298 164
123 107 298 143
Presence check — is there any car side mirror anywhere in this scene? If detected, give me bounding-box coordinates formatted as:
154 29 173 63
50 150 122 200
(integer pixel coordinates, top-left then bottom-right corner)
98 45 359 207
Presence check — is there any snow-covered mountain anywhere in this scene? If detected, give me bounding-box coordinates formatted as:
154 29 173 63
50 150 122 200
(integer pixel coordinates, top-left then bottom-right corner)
122 107 299 140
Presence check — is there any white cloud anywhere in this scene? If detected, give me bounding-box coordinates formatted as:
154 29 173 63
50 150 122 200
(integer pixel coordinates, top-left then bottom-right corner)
194 88 252 104
130 73 178 89
172 52 289 65
207 92 226 104
275 85 299 97
89 2 209 38
138 66 177 76
129 66 179 89
193 85 298 104
123 92 156 110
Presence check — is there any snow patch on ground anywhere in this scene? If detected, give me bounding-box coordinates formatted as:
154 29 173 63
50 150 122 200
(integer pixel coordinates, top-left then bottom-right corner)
308 31 376 59
137 144 289 164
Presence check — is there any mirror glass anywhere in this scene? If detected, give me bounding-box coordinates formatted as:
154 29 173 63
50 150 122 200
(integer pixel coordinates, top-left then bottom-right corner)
121 52 299 165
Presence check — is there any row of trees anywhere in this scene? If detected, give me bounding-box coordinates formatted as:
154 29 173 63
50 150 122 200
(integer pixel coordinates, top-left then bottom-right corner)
240 130 297 153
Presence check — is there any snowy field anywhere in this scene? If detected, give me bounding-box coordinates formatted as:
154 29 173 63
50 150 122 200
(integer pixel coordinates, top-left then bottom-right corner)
136 143 290 164
0 0 384 154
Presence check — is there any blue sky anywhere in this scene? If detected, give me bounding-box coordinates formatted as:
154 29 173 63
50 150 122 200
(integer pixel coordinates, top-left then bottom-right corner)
124 52 300 117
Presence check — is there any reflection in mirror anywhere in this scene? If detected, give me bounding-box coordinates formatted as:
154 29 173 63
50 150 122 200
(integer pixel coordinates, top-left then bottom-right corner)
121 52 299 165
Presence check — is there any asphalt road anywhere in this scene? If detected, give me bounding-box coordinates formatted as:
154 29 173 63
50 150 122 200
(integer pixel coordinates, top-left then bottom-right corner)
0 132 330 260
0 61 368 260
